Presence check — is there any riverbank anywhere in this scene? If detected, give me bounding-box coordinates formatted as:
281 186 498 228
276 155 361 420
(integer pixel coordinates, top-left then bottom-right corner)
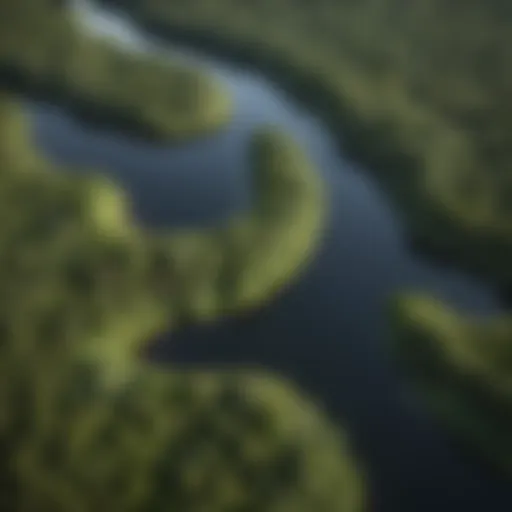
0 88 365 509
0 0 232 140
126 127 326 328
97 0 512 291
0 90 326 370
390 293 512 477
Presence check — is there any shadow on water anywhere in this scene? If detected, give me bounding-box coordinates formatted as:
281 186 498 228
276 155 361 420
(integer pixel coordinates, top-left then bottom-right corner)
25 2 512 511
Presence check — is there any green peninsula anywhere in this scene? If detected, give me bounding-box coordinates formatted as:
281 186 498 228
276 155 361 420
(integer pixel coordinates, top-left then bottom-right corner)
0 90 326 378
0 0 232 139
391 293 512 476
0 89 364 509
103 0 512 288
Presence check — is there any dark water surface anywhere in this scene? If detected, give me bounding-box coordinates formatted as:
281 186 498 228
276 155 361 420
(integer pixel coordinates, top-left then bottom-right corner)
26 2 512 511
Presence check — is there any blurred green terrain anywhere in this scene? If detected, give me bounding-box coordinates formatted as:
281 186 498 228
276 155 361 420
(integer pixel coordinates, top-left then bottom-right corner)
391 295 512 476
0 0 232 138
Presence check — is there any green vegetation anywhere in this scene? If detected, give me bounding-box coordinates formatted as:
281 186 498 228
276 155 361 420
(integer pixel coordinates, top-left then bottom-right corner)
103 0 512 288
0 91 326 380
0 0 232 139
9 362 364 511
390 293 512 475
0 91 364 509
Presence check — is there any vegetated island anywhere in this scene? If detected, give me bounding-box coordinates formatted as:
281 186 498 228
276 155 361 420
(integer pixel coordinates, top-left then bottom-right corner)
0 0 232 140
390 293 512 477
0 92 365 510
97 0 512 292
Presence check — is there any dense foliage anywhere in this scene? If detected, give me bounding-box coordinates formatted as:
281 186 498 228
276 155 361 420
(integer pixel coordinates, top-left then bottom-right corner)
8 363 364 511
0 0 232 138
390 293 512 475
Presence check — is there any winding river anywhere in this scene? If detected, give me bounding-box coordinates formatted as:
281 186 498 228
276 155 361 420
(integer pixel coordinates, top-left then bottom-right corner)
24 1 512 511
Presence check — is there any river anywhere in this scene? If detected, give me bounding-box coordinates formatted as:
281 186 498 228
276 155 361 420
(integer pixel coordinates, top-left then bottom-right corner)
24 1 512 510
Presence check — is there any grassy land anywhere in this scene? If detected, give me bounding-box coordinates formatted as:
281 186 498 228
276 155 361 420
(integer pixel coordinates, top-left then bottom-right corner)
99 0 512 290
0 92 364 510
390 293 512 476
0 0 232 139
